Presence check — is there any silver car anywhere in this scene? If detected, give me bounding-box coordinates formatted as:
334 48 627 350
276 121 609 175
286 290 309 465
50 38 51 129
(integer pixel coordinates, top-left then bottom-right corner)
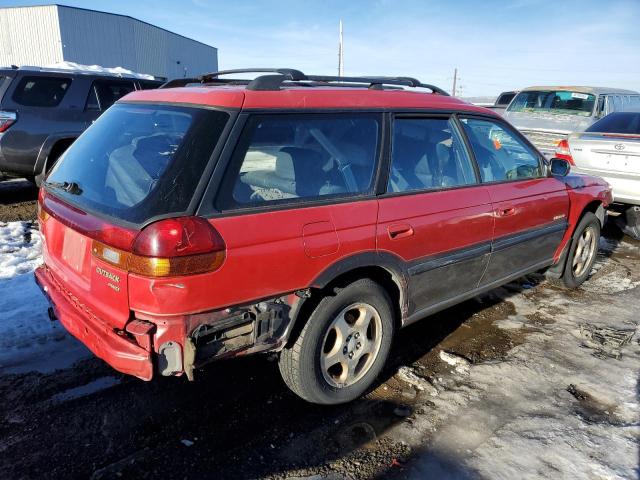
564 111 640 239
504 86 640 158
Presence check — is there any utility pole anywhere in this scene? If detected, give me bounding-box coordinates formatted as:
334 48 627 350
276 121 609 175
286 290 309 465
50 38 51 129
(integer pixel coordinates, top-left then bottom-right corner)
338 20 344 77
452 67 457 97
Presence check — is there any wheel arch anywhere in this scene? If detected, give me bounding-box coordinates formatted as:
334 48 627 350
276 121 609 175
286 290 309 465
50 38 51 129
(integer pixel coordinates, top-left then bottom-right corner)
283 252 408 348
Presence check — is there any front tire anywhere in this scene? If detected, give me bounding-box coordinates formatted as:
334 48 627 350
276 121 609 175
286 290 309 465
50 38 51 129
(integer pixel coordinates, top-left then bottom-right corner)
279 279 395 404
561 212 600 288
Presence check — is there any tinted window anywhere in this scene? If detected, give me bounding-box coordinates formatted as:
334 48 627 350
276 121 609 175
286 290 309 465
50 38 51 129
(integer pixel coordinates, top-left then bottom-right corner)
46 103 228 224
587 112 640 134
12 76 71 107
507 90 596 117
0 75 11 100
496 92 516 106
388 118 477 193
218 114 380 209
460 118 542 182
86 80 136 111
138 81 161 90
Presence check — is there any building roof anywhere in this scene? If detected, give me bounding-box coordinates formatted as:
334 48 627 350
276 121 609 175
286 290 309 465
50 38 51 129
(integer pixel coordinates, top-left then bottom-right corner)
122 85 495 112
0 4 216 51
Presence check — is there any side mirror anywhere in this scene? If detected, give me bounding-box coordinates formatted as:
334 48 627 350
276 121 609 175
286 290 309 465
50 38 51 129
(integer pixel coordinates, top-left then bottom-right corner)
550 158 571 177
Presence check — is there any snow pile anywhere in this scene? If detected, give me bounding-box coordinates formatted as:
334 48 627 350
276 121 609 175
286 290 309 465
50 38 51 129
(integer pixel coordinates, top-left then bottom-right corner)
44 61 155 80
0 221 89 374
398 278 640 479
0 221 42 279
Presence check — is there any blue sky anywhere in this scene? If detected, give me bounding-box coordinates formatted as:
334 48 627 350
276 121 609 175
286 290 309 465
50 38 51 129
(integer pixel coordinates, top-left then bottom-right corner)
3 0 640 96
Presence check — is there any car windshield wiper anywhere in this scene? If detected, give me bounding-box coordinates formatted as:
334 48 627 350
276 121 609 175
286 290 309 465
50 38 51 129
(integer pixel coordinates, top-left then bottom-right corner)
44 180 83 195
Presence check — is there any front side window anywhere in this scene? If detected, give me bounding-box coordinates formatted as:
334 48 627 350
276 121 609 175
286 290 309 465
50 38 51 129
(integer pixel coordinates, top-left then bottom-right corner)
507 90 596 117
86 80 136 111
12 76 71 107
217 114 380 209
388 117 477 193
460 118 542 182
46 103 229 224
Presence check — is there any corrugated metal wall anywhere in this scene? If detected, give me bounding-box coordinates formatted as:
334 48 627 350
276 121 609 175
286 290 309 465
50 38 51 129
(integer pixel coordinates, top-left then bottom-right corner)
57 6 217 79
0 6 63 67
0 6 218 79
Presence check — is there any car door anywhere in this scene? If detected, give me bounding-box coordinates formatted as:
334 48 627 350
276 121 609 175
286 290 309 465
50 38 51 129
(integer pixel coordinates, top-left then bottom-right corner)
458 116 570 286
377 114 494 321
198 112 383 309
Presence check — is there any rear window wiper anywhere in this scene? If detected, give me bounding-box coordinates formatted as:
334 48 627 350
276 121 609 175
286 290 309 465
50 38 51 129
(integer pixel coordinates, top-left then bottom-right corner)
44 180 83 195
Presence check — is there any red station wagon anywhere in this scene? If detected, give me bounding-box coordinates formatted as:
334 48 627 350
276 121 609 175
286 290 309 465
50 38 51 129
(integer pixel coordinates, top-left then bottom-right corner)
35 69 613 404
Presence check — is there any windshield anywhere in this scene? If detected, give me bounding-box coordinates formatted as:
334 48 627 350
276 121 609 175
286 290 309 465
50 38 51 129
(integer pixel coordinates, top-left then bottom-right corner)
507 90 596 117
586 112 640 134
46 103 229 224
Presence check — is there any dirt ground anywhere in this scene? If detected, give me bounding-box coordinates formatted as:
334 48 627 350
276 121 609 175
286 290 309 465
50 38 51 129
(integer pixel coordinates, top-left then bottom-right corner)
0 178 638 479
0 178 39 222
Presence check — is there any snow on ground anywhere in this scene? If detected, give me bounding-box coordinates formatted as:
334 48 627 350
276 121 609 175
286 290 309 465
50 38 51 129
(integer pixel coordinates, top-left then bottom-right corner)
391 247 640 479
0 221 89 374
0 221 42 278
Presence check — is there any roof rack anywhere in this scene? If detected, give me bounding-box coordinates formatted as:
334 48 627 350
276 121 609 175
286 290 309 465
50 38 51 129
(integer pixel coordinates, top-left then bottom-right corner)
161 68 449 95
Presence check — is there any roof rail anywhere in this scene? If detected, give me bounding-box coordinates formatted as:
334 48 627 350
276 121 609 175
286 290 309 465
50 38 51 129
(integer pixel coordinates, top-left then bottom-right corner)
159 78 201 89
167 68 449 95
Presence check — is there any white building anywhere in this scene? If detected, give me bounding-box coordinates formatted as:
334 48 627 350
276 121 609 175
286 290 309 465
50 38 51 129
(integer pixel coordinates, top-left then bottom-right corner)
0 4 218 80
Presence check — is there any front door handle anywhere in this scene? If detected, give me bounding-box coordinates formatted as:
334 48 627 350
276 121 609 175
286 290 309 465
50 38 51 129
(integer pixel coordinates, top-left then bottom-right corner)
498 207 516 217
388 223 414 240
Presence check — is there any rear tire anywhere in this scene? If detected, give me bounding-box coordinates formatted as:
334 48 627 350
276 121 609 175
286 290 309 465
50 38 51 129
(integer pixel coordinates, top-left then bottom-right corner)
560 212 600 288
278 279 395 405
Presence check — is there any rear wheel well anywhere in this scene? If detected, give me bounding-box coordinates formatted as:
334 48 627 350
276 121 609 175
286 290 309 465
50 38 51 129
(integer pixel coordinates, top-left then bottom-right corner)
285 266 403 348
46 138 76 172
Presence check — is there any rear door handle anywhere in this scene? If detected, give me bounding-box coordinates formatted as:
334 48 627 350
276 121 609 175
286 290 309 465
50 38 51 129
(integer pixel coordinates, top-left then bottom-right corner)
388 223 414 239
498 207 516 217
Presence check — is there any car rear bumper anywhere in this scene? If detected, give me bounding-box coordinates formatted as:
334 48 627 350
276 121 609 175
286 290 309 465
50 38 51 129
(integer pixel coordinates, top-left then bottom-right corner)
572 167 640 206
34 264 153 380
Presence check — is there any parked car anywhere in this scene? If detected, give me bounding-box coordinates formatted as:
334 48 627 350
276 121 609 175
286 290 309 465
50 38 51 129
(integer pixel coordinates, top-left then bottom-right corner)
504 86 640 158
0 66 162 185
35 69 612 405
486 90 518 115
557 111 640 239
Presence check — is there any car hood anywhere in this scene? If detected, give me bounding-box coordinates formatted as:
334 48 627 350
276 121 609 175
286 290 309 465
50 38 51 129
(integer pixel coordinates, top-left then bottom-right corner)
504 111 594 134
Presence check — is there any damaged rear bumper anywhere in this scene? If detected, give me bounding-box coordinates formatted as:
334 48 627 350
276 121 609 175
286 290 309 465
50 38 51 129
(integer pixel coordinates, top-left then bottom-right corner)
34 265 153 380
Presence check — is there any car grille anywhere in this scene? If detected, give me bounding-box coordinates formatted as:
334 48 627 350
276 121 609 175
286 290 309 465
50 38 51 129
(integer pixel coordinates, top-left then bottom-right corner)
519 130 568 152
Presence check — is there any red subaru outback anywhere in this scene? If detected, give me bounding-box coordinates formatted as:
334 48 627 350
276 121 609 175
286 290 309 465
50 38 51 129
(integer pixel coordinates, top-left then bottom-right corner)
35 69 612 404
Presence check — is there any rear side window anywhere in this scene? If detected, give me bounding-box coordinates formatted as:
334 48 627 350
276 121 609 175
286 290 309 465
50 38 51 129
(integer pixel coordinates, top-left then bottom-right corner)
460 118 542 182
46 104 229 224
217 113 380 209
86 80 136 111
12 76 71 107
388 117 477 193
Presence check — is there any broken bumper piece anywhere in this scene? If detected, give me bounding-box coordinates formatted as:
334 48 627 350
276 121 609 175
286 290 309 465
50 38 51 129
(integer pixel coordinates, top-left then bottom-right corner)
34 265 154 381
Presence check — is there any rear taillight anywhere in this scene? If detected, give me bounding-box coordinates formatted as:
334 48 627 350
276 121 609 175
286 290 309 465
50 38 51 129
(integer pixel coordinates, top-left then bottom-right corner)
0 111 17 133
92 217 226 277
555 139 574 165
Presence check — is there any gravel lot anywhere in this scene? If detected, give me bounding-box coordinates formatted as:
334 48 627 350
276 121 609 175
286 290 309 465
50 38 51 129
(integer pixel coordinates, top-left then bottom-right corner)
1 178 638 479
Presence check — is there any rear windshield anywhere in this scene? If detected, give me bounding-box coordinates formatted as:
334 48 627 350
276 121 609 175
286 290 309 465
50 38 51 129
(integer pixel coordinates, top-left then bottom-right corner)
507 90 596 116
12 76 71 107
0 75 11 100
496 92 516 106
586 112 640 134
46 103 229 224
